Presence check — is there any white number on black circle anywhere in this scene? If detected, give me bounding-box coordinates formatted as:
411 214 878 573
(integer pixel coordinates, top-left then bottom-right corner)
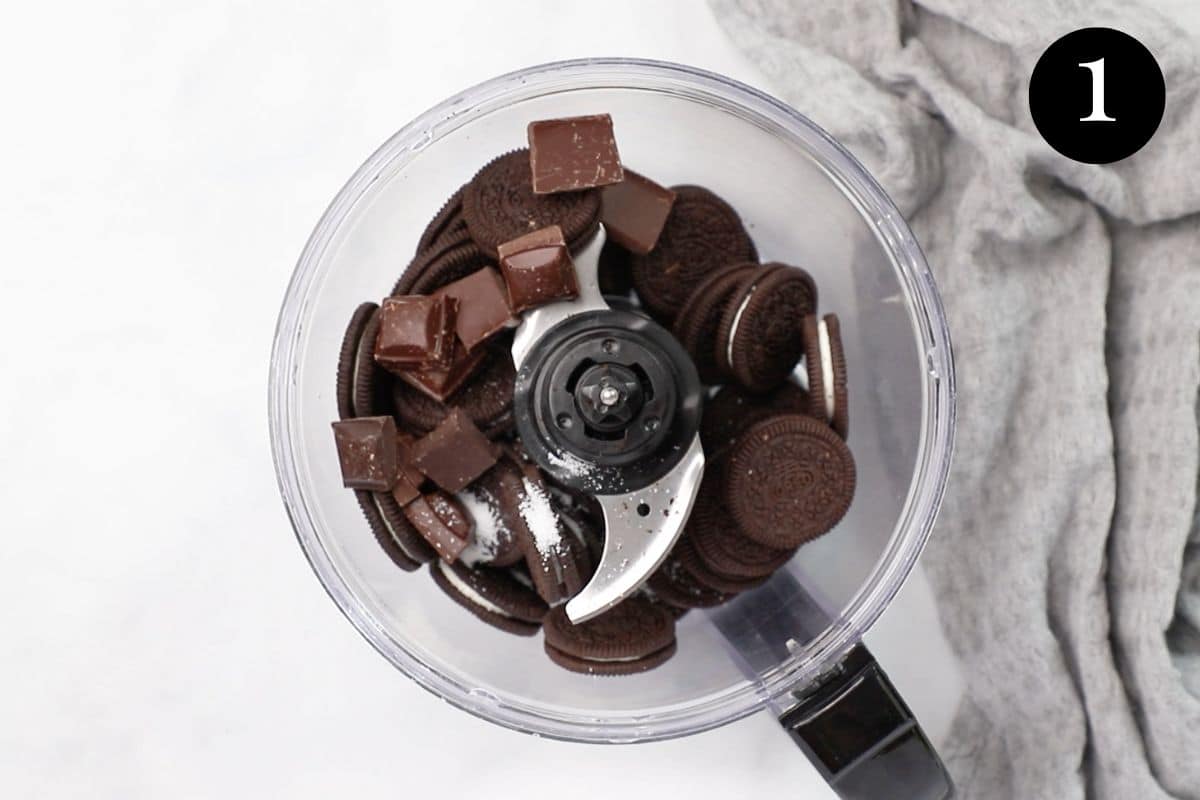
1078 58 1116 122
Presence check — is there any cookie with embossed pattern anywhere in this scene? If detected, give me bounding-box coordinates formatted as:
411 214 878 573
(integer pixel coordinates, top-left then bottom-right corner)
722 263 817 393
630 185 756 323
542 594 675 673
685 471 796 580
462 149 601 258
725 414 855 549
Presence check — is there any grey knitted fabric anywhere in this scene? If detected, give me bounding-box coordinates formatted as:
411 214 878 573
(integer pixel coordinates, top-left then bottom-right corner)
708 2 1200 798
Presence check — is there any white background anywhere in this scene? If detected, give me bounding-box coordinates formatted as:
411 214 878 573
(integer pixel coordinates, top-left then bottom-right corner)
2 2 1196 798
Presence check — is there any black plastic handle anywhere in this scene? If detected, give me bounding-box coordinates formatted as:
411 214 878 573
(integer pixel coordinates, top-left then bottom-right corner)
779 644 954 799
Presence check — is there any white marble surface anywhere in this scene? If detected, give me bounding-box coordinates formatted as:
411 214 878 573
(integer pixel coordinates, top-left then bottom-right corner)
15 0 1199 797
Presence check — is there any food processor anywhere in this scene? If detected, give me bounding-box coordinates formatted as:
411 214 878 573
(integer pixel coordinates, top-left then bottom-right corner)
269 58 956 799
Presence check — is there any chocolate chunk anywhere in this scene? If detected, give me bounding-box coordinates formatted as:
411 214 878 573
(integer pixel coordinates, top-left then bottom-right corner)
392 344 516 438
497 225 579 313
600 170 676 254
392 341 488 403
404 491 472 562
432 267 517 351
527 114 623 194
374 295 459 372
390 432 426 506
410 409 498 493
331 416 398 491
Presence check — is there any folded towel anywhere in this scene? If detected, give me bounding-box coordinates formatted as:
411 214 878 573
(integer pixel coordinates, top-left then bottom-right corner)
709 2 1200 797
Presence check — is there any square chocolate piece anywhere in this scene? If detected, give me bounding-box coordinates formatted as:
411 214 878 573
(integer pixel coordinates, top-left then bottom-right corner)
375 294 459 373
497 225 580 313
393 342 488 403
527 114 624 194
600 170 677 255
391 432 426 507
332 416 398 491
410 409 499 493
433 267 518 352
404 491 472 562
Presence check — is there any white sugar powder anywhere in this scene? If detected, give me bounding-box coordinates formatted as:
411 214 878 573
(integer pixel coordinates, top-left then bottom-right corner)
518 477 565 556
456 487 506 567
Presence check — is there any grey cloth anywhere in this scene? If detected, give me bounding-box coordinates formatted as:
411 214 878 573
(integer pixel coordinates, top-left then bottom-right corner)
708 2 1200 798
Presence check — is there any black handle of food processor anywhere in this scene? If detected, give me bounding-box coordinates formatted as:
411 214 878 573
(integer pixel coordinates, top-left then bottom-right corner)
778 644 954 799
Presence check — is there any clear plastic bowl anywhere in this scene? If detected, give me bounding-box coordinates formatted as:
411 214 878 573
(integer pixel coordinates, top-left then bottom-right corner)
269 58 955 743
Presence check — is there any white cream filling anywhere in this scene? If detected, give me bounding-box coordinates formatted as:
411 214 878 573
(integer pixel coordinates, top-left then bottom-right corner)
436 561 511 617
724 287 757 369
817 318 835 423
372 495 416 555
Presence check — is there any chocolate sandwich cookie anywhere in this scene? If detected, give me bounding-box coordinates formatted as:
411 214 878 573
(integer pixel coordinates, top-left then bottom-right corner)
542 595 677 675
372 490 437 564
415 184 467 256
461 149 601 258
673 263 759 384
353 306 391 417
802 313 849 439
491 463 589 606
699 381 809 458
725 414 856 549
648 550 733 609
336 302 377 420
676 537 768 595
392 235 489 297
430 560 547 636
630 185 756 323
392 344 516 437
685 471 795 580
716 264 816 393
457 477 525 568
353 490 421 572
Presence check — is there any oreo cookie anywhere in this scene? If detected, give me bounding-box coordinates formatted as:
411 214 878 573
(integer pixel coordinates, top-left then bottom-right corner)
392 235 489 297
354 306 391 417
676 537 768 595
430 560 547 637
415 184 467 256
721 264 817 393
700 381 809 458
673 263 759 385
630 185 756 323
352 490 421 572
648 549 733 609
485 458 590 606
373 490 437 565
461 150 601 258
685 471 795 580
803 313 849 439
391 342 516 438
725 414 856 549
336 301 377 420
456 475 525 568
542 595 677 675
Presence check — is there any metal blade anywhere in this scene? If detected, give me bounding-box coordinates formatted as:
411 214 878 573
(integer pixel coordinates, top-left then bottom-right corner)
565 435 705 623
511 225 609 371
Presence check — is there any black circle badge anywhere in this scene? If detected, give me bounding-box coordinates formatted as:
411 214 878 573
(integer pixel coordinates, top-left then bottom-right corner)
1029 27 1165 164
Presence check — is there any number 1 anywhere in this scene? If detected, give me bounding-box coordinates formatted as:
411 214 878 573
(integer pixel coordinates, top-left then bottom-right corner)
1079 58 1116 122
